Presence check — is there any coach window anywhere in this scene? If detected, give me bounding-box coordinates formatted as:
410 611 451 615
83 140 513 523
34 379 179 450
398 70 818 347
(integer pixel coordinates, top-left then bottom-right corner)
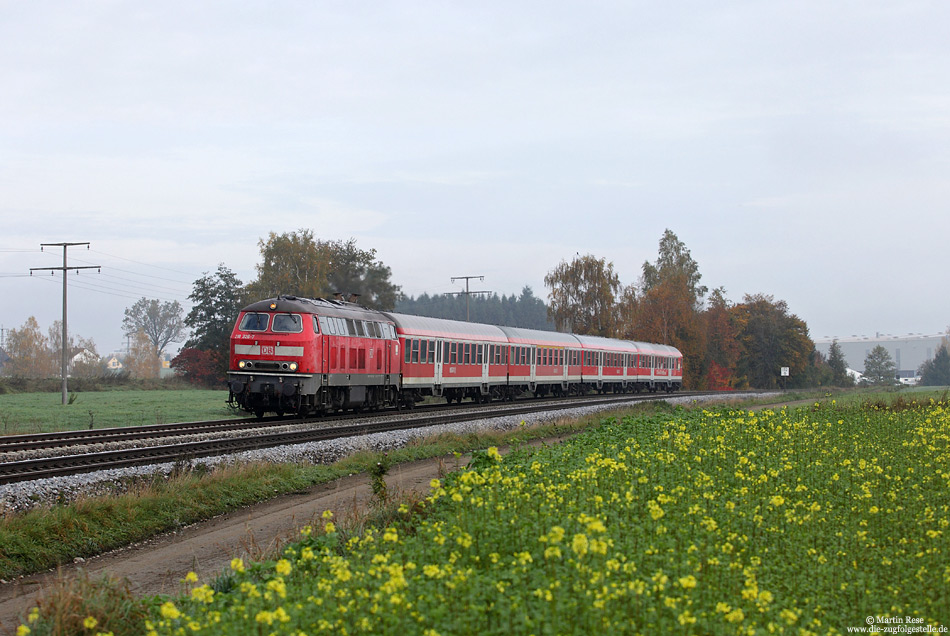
312 316 320 334
420 340 428 363
240 313 269 332
449 342 457 364
411 339 420 364
428 340 435 364
405 339 412 363
477 344 484 365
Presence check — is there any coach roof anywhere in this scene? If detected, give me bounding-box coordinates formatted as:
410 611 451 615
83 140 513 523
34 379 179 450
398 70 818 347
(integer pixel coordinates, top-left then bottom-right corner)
382 312 508 342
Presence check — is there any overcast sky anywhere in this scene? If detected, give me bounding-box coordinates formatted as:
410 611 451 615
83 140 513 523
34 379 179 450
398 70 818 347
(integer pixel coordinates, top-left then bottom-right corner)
2 1 948 355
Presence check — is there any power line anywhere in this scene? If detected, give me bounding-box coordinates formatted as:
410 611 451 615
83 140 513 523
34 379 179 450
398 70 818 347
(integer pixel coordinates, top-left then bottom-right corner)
446 275 492 322
34 273 184 303
30 242 100 406
87 248 197 278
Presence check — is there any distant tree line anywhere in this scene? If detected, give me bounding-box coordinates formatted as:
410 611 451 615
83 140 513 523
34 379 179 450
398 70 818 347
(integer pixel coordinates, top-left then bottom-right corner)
9 225 946 392
395 288 554 330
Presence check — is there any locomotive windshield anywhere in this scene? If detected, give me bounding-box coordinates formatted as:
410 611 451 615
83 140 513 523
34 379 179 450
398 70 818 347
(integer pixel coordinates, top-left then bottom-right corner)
240 313 269 331
272 313 303 333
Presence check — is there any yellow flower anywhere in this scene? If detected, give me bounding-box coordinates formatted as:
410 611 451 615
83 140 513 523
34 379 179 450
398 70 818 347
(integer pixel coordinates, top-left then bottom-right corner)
487 446 502 462
183 571 198 583
191 585 215 603
81 616 97 629
325 522 336 533
571 533 589 556
275 559 292 576
159 601 181 620
256 610 275 626
725 608 745 623
429 478 441 489
16 626 30 636
230 557 245 573
678 575 697 589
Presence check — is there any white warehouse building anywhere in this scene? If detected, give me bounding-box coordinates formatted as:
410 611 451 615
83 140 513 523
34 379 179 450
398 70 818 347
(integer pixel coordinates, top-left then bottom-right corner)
814 333 947 378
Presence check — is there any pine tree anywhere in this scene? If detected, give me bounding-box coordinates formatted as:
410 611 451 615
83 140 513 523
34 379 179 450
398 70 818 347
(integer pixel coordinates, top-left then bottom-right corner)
862 345 897 386
918 345 950 386
827 340 852 387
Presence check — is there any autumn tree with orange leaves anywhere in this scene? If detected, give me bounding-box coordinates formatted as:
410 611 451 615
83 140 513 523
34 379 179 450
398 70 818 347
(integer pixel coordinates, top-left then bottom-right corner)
545 229 819 389
703 288 741 389
622 231 707 388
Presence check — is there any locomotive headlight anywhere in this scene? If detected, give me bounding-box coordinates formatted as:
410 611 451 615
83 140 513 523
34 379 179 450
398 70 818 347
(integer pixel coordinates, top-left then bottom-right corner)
289 362 298 371
238 360 247 369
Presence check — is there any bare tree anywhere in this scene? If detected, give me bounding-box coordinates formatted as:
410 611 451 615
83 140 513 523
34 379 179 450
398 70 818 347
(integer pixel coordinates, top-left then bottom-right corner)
122 298 185 355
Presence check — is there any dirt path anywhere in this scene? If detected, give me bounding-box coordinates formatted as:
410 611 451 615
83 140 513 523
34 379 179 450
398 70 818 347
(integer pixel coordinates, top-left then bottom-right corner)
0 452 471 634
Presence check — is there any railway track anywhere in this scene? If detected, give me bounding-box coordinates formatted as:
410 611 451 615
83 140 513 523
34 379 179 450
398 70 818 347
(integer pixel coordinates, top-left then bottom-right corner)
0 391 714 485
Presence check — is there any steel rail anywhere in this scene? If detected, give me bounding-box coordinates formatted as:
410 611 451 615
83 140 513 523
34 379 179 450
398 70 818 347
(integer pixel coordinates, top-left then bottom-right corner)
0 392 705 485
0 391 712 453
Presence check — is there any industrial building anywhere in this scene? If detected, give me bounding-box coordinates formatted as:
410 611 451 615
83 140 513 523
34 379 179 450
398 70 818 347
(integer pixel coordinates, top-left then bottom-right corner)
814 333 947 380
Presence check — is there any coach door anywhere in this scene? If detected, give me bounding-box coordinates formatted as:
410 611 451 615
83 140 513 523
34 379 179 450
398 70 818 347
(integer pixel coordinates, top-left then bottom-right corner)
434 340 444 387
530 345 537 385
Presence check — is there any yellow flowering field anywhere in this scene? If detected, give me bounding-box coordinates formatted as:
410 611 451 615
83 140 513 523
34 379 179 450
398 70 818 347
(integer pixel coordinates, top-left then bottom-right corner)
134 400 948 635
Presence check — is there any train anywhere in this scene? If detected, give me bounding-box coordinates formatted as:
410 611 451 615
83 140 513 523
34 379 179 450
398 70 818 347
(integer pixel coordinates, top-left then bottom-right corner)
226 295 683 418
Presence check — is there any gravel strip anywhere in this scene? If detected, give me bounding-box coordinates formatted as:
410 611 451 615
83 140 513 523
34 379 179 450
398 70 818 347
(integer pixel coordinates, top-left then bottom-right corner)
0 393 775 515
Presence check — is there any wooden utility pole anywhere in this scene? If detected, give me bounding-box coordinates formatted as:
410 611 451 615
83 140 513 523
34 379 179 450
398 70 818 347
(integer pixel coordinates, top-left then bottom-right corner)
30 242 99 405
447 275 491 322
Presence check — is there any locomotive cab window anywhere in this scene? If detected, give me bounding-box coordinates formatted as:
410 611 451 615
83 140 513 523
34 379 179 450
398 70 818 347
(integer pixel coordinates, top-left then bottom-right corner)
272 314 302 333
240 313 269 332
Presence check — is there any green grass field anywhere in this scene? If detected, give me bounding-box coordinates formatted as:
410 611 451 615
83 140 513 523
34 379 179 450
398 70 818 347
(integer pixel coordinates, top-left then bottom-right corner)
0 390 238 435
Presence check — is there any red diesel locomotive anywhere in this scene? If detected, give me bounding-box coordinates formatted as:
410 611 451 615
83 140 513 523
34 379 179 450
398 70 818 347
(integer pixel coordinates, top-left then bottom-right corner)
227 295 683 418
